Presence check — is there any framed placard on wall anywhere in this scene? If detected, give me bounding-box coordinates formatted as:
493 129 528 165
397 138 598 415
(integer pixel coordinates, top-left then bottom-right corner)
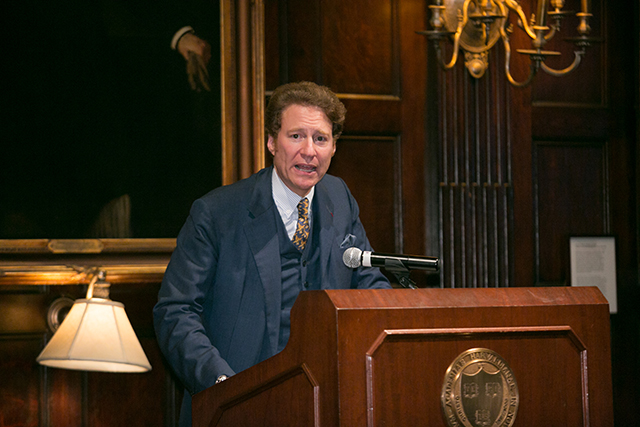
570 236 618 313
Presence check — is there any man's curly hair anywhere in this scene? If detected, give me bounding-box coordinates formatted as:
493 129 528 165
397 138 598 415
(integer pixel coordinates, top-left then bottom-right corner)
265 81 346 140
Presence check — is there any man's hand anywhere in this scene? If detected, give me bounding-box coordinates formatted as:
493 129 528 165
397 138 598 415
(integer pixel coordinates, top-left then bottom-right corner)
177 32 211 66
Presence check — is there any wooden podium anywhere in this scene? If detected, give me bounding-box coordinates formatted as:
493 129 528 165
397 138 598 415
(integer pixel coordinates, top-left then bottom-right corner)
192 287 613 426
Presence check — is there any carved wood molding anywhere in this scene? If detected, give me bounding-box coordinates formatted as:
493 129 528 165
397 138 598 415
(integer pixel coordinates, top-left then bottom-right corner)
221 0 266 185
0 239 175 285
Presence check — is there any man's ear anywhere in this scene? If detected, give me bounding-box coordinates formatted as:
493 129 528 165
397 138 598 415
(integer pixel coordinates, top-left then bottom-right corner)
267 135 276 156
331 140 337 157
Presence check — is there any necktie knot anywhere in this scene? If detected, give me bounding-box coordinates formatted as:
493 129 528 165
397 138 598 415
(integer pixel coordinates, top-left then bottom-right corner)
292 198 310 251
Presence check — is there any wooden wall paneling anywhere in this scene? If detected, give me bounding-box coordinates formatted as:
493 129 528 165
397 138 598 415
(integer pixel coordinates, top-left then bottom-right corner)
0 281 181 427
283 0 320 83
0 291 48 426
597 2 639 426
530 2 608 283
0 334 45 427
47 368 83 427
398 0 429 262
263 0 429 272
530 0 609 287
529 1 639 424
86 347 165 427
327 136 399 253
533 141 608 284
435 42 516 289
605 0 639 283
321 1 398 95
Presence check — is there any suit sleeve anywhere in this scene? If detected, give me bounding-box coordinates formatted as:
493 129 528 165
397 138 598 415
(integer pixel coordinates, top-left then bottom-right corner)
153 198 235 395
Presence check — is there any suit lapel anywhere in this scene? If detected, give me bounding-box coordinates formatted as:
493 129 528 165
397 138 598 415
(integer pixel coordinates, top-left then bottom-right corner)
244 167 282 355
244 170 340 354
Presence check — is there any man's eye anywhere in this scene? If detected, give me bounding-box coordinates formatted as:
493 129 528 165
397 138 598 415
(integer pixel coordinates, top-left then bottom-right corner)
291 134 301 139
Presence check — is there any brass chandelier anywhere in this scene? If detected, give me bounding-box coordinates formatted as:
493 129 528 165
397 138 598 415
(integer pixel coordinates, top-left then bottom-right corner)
418 0 597 86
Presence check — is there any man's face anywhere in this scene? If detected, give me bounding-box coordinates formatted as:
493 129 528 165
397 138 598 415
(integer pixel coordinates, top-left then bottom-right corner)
268 104 337 197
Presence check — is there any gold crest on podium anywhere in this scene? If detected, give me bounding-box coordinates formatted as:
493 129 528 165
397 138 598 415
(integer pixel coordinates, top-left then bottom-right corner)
441 348 519 427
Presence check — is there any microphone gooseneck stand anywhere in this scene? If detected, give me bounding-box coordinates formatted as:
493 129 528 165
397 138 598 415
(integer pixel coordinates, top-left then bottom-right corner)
383 258 418 289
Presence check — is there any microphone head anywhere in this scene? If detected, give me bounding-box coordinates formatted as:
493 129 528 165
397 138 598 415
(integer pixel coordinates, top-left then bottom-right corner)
343 247 362 268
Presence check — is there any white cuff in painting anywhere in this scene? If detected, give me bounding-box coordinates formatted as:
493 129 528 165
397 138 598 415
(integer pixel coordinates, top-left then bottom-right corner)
171 26 195 50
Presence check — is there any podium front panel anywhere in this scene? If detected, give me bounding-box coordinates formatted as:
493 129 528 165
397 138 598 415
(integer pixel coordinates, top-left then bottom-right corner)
366 327 586 426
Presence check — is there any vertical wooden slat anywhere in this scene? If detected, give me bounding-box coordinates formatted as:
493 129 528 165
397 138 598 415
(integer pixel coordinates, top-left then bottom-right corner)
436 43 515 289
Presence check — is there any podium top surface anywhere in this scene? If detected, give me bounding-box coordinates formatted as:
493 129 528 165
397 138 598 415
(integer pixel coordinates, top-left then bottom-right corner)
310 286 608 310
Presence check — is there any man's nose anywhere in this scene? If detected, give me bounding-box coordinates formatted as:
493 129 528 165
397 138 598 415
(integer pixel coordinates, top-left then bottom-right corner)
300 137 315 156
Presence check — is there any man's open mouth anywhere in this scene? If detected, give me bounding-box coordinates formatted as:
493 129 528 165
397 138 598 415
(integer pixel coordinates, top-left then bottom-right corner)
295 164 316 173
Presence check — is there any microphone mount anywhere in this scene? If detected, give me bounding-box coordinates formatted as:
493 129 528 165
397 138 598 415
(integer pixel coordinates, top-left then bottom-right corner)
383 258 418 289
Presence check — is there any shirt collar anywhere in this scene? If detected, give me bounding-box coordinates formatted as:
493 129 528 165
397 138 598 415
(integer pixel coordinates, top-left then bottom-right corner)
271 167 315 219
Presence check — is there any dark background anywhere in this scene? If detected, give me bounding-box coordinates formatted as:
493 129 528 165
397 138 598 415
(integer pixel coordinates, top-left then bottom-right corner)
1 0 221 238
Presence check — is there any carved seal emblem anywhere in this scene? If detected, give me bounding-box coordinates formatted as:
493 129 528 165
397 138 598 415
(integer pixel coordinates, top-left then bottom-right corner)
441 348 519 427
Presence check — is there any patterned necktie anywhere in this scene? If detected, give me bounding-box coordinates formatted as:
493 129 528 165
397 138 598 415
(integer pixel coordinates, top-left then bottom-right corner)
292 198 310 251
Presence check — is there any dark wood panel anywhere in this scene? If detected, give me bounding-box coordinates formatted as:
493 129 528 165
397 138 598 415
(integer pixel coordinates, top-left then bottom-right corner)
327 136 398 253
322 0 398 94
532 106 608 140
282 0 321 83
397 0 428 261
534 142 607 283
47 368 82 427
0 293 48 333
264 0 281 89
0 335 44 427
265 0 399 95
87 340 167 427
340 97 402 134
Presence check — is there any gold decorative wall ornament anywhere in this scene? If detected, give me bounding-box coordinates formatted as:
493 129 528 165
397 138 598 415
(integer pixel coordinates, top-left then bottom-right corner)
418 0 597 86
441 348 519 427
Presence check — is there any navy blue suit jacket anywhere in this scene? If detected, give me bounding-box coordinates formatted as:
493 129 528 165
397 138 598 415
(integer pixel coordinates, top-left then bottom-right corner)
153 166 390 424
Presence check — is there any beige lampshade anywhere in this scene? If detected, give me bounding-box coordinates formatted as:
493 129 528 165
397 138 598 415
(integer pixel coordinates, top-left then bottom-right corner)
37 297 151 373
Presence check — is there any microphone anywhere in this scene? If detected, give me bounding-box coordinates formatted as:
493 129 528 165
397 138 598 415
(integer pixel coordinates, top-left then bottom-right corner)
342 247 439 271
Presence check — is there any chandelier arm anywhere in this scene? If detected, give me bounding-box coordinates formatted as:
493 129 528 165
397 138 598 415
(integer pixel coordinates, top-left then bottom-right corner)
540 50 584 76
435 44 458 70
438 0 472 69
503 0 538 40
543 24 558 41
501 26 538 87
